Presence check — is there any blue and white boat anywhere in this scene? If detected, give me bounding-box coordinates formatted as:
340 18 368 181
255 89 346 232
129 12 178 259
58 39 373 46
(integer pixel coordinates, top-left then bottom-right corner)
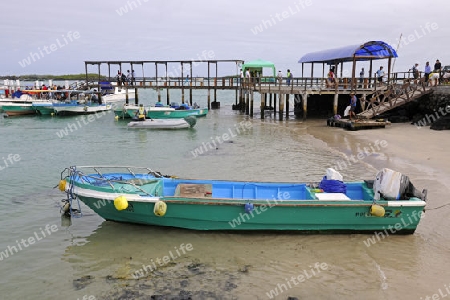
52 100 112 116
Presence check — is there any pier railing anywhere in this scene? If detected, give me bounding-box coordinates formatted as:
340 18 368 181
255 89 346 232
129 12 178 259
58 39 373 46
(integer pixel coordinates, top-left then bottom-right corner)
116 77 241 89
3 72 429 96
109 72 425 94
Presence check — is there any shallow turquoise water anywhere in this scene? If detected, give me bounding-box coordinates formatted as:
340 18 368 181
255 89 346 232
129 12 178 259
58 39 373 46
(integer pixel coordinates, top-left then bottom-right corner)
0 88 446 299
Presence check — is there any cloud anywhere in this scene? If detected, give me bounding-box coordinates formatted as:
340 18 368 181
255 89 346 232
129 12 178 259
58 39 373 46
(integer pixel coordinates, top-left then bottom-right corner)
1 0 449 75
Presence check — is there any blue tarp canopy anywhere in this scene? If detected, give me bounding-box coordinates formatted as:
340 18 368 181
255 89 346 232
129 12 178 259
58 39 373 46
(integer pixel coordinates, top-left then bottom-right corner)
99 81 113 90
298 41 398 64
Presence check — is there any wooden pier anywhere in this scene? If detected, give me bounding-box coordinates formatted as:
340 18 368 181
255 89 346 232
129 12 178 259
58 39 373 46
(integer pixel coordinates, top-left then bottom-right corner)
84 59 244 110
84 53 433 122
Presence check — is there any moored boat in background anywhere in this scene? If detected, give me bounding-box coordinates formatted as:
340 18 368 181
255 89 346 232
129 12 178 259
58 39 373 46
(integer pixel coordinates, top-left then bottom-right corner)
121 103 208 119
1 92 40 116
127 116 197 129
52 101 112 116
96 82 135 103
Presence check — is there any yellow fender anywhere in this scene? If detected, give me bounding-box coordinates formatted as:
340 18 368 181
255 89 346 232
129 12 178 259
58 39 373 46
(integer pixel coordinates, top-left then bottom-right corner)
370 204 385 217
114 196 128 211
154 201 167 217
58 180 66 192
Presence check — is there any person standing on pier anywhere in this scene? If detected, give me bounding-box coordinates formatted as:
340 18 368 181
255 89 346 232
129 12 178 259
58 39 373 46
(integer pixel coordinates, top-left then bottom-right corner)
286 69 292 86
116 70 122 86
410 63 419 80
131 69 136 85
434 59 442 83
376 66 385 84
127 70 132 85
434 59 442 72
424 62 431 83
326 69 335 88
245 69 251 86
277 70 283 85
359 68 365 88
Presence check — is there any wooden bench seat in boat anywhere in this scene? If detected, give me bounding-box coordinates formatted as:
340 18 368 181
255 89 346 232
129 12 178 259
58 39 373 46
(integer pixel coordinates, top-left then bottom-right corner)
174 184 212 198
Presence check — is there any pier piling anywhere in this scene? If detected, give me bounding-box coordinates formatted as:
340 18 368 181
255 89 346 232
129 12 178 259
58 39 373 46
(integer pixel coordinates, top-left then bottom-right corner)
167 87 170 104
286 94 290 119
302 93 308 121
333 93 339 115
250 90 254 118
261 93 265 119
279 93 284 121
135 87 138 104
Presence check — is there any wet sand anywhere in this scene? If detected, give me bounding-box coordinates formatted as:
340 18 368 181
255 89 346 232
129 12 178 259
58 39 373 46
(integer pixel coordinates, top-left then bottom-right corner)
307 120 450 299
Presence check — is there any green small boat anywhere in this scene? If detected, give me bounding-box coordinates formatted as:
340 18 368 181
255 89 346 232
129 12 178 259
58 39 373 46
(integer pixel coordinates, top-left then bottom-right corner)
33 101 55 115
146 107 208 119
58 166 427 233
1 103 36 116
122 104 208 119
0 93 36 116
114 103 130 119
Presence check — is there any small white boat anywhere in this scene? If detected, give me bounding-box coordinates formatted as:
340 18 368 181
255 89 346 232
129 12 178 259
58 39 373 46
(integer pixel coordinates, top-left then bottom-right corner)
127 116 196 129
97 83 135 103
53 101 112 116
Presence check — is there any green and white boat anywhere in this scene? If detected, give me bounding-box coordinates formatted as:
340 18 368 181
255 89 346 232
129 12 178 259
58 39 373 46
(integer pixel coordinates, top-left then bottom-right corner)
1 94 36 116
146 107 208 119
119 104 208 119
58 166 427 233
33 101 56 115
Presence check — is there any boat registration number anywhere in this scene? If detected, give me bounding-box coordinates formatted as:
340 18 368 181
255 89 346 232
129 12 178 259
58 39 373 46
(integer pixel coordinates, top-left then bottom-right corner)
125 202 134 212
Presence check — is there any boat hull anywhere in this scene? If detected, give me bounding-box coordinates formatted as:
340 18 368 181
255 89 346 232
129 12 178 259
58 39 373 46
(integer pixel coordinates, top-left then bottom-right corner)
54 104 112 116
35 107 55 115
2 104 36 116
75 193 424 233
127 118 194 129
114 105 131 118
124 106 208 119
101 86 135 104
146 108 208 119
32 102 55 115
61 171 426 233
102 93 135 103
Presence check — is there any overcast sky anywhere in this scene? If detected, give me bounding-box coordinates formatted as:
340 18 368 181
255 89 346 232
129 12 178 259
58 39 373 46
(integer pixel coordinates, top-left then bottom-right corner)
1 0 449 77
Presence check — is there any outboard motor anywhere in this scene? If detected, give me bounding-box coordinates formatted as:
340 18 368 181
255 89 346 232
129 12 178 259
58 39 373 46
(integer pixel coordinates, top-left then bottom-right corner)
373 168 424 200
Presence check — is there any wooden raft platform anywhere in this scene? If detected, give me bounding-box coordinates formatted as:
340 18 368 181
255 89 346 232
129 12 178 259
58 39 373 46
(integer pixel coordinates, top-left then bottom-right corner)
327 118 391 131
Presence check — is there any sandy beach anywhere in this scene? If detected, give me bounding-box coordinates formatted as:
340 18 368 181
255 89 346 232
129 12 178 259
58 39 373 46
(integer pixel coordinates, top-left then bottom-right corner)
308 119 450 212
306 120 450 298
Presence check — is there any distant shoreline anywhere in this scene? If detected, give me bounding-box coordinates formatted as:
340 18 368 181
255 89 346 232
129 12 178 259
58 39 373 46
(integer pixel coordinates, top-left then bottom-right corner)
0 74 108 81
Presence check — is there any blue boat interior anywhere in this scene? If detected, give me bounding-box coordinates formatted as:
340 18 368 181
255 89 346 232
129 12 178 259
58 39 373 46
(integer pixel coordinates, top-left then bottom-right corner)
77 173 375 201
163 179 374 201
